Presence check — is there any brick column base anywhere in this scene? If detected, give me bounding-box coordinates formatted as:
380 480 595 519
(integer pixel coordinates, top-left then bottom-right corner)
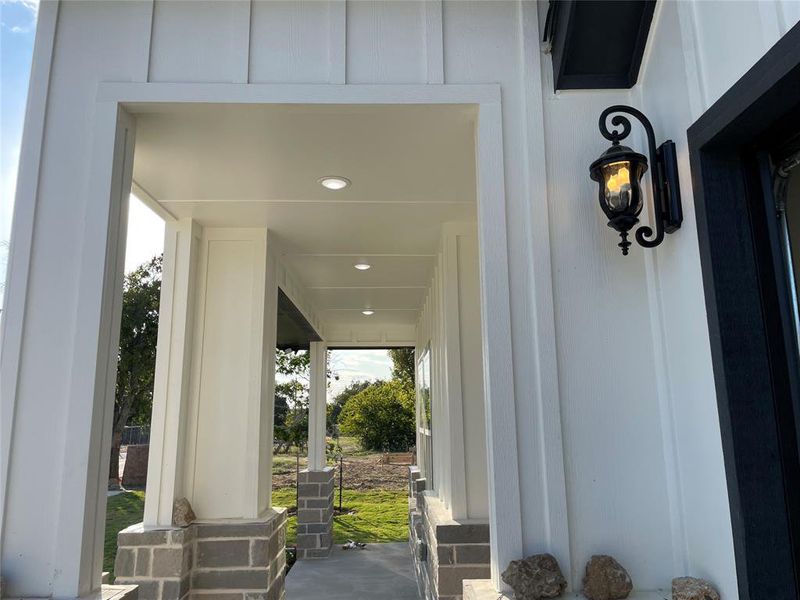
114 508 287 600
296 467 335 559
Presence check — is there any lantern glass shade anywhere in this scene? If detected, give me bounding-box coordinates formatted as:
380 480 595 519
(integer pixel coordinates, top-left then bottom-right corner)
601 160 646 215
590 144 648 222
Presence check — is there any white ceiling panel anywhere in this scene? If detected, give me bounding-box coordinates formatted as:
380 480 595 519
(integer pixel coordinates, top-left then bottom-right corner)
132 103 476 338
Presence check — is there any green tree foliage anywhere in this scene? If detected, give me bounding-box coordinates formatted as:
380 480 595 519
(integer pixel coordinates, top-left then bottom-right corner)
338 380 415 451
327 379 374 431
388 347 415 387
274 349 310 451
110 256 162 483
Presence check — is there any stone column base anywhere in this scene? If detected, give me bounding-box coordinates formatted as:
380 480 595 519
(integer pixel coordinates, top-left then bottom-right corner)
409 484 491 600
114 509 287 600
296 467 335 559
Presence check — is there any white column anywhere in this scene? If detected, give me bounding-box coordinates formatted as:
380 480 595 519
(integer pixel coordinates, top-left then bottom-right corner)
307 341 328 471
1 104 135 596
143 218 200 527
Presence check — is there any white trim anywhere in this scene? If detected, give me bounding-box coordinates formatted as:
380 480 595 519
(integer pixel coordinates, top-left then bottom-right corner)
233 0 252 84
98 82 501 106
308 341 329 471
476 100 523 588
519 1 570 571
0 0 59 543
441 223 468 520
54 104 135 596
144 218 200 527
46 81 519 591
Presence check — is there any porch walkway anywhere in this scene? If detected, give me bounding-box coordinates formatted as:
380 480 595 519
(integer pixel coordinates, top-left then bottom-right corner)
285 542 420 599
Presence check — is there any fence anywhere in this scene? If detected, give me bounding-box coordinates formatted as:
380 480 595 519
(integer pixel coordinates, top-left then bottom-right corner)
121 425 150 446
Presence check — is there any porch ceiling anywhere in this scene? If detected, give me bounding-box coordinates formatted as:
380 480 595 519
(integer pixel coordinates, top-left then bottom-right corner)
131 103 478 338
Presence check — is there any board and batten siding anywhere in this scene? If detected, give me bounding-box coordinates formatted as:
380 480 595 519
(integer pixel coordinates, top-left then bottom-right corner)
6 0 800 596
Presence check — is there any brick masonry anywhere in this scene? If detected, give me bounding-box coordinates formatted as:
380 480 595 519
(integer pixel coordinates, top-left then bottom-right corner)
114 509 287 600
296 467 335 559
408 467 491 600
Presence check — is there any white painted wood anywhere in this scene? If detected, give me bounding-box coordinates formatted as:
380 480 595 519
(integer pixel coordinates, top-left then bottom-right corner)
181 228 269 520
424 0 444 84
475 99 523 590
0 0 59 554
149 0 251 83
441 225 467 519
1 1 152 594
249 0 332 84
329 0 347 84
99 82 500 105
633 1 742 594
54 103 134 596
308 342 329 471
519 0 570 573
143 218 200 527
345 0 426 84
259 232 280 513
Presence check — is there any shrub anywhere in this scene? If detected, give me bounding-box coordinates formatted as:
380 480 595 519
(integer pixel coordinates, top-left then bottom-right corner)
338 380 415 451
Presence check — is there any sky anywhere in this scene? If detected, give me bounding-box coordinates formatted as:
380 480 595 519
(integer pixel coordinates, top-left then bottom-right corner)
1 0 38 306
0 0 391 389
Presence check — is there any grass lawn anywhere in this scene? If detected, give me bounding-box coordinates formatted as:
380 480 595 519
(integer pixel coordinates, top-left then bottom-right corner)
103 486 407 578
104 491 145 578
271 488 409 545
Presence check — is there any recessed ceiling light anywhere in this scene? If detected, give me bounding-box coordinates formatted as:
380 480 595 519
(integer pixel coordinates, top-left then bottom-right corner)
354 263 371 271
362 309 375 316
318 176 350 190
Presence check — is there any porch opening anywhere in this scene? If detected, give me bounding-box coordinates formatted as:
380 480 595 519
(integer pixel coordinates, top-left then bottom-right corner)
102 101 488 599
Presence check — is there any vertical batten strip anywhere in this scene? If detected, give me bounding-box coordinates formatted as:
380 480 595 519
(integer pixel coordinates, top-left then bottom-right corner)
140 0 155 82
425 0 444 84
518 0 571 576
476 99 524 591
233 0 253 83
329 0 346 84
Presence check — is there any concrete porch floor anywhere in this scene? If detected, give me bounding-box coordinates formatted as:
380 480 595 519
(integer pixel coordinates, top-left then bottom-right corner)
285 542 420 599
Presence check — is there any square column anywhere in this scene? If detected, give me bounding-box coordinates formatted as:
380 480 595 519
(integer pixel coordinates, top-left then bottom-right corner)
144 219 200 527
296 468 335 559
307 341 328 471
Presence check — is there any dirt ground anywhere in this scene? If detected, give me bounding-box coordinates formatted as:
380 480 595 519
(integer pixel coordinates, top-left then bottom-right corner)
272 453 409 492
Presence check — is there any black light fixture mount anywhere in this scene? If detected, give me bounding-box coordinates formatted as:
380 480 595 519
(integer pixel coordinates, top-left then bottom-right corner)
589 105 682 255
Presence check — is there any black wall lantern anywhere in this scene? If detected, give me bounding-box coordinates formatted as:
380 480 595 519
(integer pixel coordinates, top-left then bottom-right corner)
589 105 683 255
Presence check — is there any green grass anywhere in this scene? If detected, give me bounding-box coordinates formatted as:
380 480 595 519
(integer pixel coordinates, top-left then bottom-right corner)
104 491 145 578
271 488 409 545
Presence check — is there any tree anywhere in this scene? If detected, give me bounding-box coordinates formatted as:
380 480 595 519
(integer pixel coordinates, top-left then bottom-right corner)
274 349 310 451
388 347 415 388
338 380 415 451
327 379 374 432
110 255 162 484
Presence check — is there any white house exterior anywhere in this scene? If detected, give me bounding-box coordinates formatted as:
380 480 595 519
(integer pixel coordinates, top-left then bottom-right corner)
3 1 800 599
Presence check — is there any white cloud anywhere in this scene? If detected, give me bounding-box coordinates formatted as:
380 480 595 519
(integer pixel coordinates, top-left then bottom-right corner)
1 0 39 15
1 0 38 33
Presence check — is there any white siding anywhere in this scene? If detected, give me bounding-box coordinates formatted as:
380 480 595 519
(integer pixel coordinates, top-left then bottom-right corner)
7 0 800 595
416 224 487 521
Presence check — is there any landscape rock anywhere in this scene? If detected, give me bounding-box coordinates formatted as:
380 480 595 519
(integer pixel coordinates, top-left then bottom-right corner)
501 553 567 599
582 555 633 600
672 577 720 600
172 497 196 527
